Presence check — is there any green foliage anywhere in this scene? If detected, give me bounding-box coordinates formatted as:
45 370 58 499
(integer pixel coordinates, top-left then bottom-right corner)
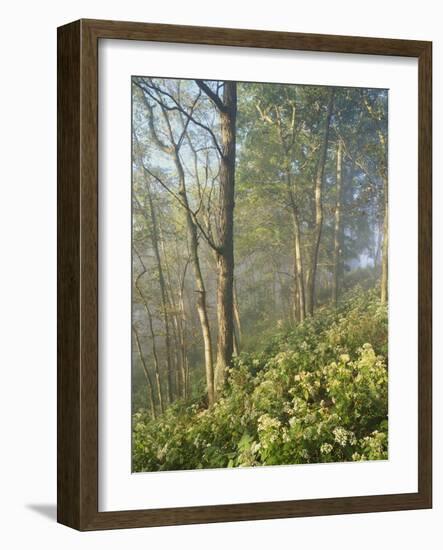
132 288 388 471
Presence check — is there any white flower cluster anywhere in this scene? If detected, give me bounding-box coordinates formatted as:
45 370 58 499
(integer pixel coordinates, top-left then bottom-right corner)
320 443 333 455
258 414 281 431
333 426 348 447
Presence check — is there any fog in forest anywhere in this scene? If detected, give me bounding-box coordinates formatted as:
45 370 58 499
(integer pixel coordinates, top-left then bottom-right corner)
131 78 388 471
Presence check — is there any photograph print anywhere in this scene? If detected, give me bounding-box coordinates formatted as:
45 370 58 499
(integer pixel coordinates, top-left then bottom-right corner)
131 77 388 472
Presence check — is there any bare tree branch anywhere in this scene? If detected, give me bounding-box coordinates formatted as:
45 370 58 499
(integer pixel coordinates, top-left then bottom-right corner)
195 80 226 112
134 78 223 157
139 163 220 253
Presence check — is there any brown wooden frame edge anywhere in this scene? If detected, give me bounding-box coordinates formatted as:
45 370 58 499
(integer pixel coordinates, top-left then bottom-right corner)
57 18 432 531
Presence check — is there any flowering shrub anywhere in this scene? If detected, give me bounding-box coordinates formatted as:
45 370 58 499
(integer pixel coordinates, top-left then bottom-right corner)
132 288 388 471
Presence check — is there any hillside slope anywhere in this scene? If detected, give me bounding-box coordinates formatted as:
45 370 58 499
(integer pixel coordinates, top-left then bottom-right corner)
133 288 388 472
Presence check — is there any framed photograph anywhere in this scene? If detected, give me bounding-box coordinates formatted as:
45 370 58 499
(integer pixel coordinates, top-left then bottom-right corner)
57 19 432 530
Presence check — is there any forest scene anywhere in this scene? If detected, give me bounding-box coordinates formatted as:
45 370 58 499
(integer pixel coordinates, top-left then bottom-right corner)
131 77 388 472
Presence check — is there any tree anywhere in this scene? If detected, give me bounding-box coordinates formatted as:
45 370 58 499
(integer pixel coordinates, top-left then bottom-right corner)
133 78 216 405
364 97 389 305
131 79 388 425
332 139 343 306
254 88 307 322
132 324 157 419
136 77 238 397
198 81 238 393
138 175 174 403
133 252 165 414
305 88 334 316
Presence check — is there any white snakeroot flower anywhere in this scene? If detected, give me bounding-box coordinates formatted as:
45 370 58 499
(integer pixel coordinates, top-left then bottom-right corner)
320 443 333 455
333 426 348 447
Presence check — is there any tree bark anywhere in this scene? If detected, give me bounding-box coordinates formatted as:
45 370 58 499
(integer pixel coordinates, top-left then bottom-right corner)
214 82 237 395
378 130 388 305
233 280 242 350
380 175 388 304
332 139 343 306
132 325 157 419
362 93 388 304
282 163 306 323
175 156 215 406
145 184 174 404
159 224 186 399
270 103 306 324
176 253 190 399
290 202 306 322
177 278 189 399
306 90 334 316
134 272 165 414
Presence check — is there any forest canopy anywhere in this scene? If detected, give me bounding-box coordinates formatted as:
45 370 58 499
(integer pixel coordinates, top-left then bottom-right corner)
131 78 388 471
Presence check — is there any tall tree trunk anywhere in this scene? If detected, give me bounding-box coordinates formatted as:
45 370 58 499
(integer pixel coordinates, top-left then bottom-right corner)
214 82 237 395
175 158 215 406
233 280 242 349
134 278 165 414
378 130 388 304
233 331 239 356
363 93 388 304
332 139 343 306
374 220 382 268
306 90 334 316
159 225 186 399
146 185 174 403
145 305 165 414
191 239 215 406
380 175 388 304
132 325 156 419
284 167 306 323
177 285 189 399
176 255 190 399
291 206 306 322
292 272 300 323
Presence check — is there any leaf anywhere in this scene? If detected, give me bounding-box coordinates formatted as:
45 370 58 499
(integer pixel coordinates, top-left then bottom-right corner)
237 432 253 452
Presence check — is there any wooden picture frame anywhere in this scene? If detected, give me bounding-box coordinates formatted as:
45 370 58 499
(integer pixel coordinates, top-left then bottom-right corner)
57 18 432 530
